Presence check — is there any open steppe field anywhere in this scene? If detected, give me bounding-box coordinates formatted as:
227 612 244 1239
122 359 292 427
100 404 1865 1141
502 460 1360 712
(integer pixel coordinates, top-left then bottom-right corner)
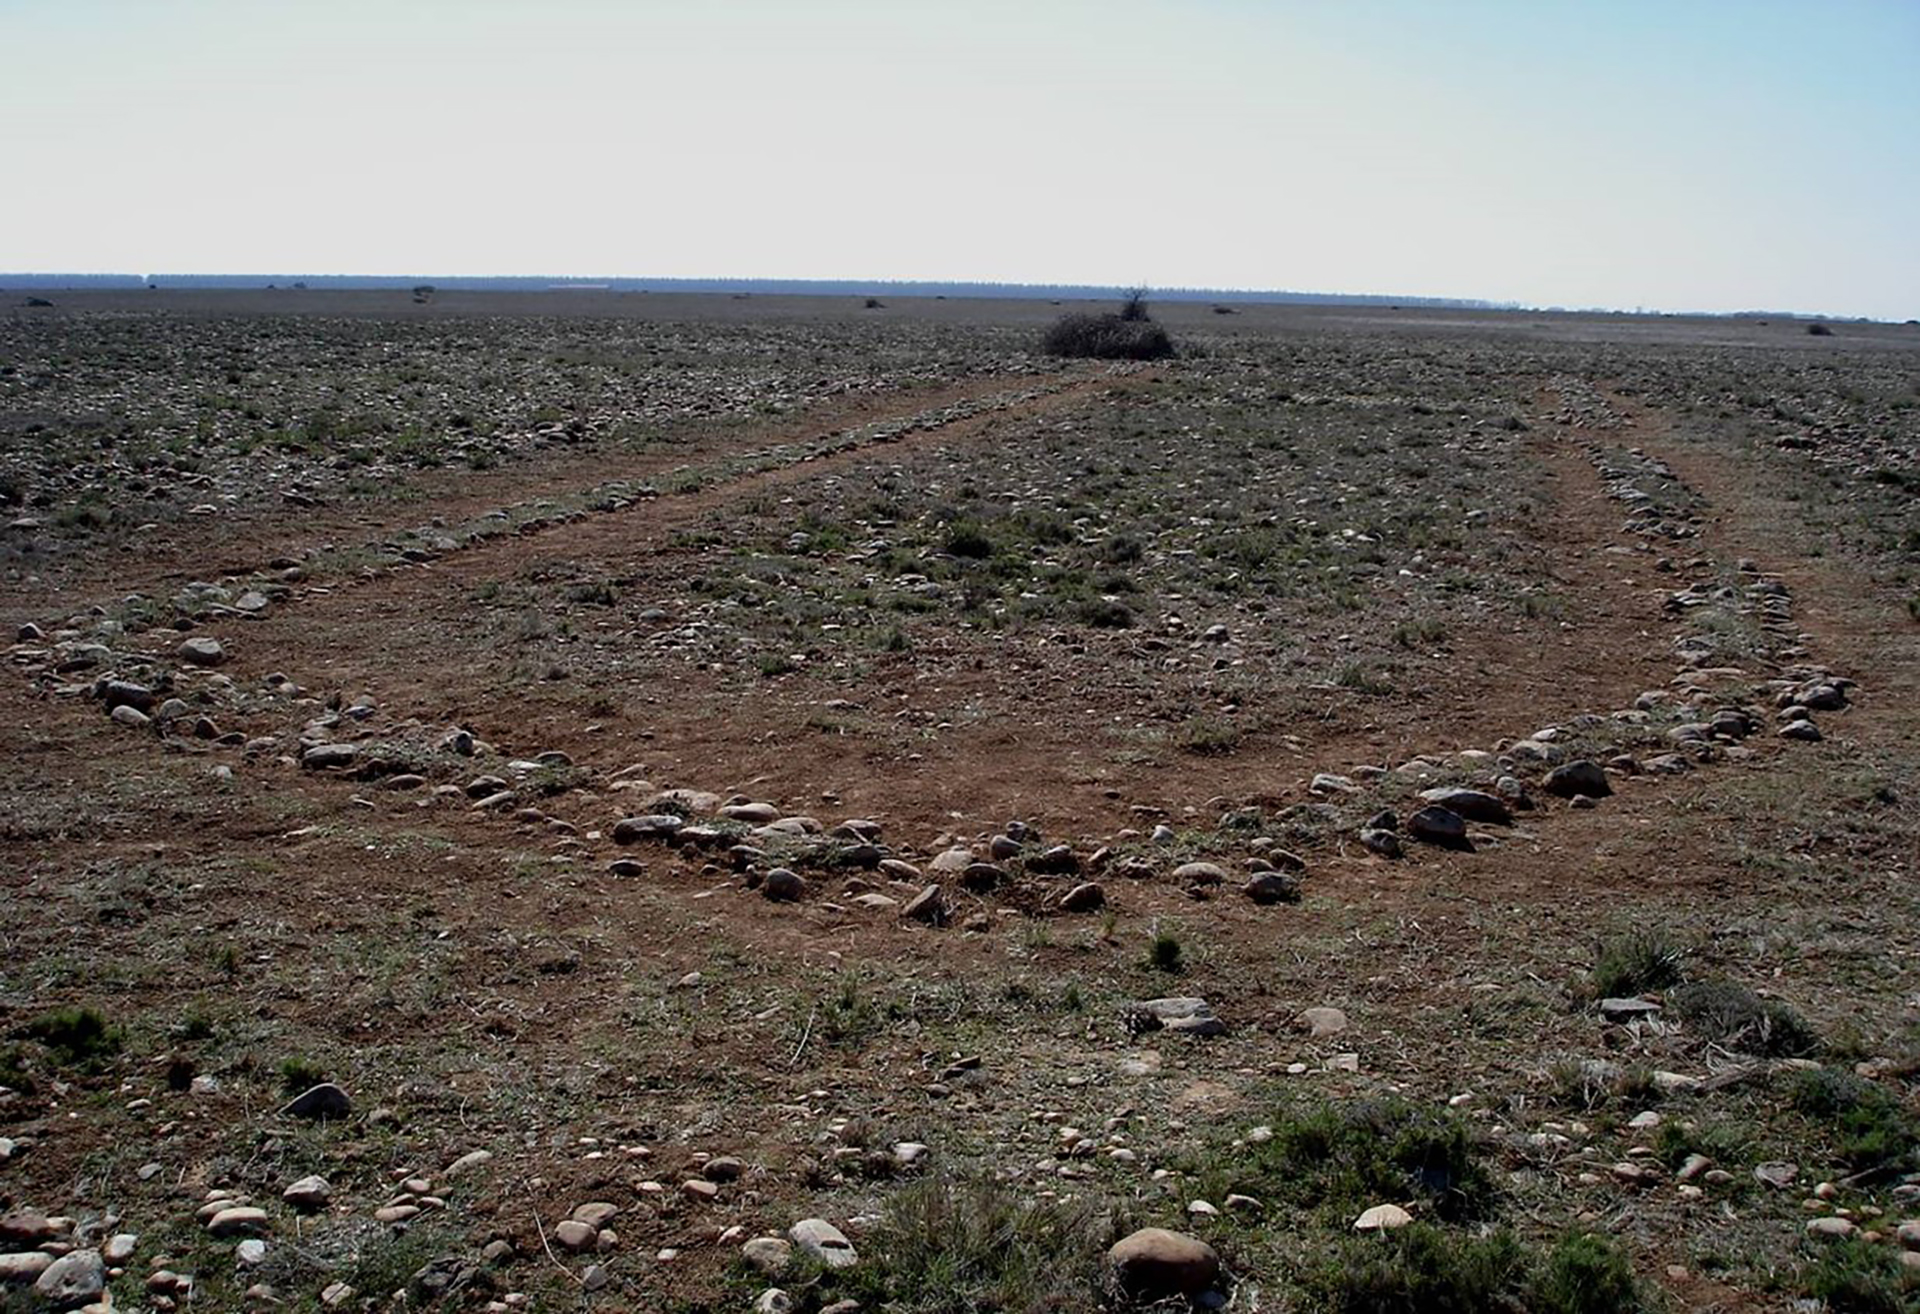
2 292 1918 1312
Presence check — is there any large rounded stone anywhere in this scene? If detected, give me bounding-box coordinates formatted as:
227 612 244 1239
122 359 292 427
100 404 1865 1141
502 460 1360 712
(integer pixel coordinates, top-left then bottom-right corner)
1106 1228 1221 1299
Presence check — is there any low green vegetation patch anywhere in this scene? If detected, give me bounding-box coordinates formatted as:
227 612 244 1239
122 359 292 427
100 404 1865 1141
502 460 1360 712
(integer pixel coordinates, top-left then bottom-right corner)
1207 1097 1496 1222
23 1006 122 1070
1307 1227 1646 1314
810 1173 1111 1314
1789 1067 1919 1175
1795 1235 1920 1313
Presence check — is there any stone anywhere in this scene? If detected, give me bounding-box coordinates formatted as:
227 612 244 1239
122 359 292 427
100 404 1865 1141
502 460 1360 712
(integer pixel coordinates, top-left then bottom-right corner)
302 742 358 770
208 1207 271 1237
320 1280 355 1306
703 1155 745 1182
1597 997 1662 1021
445 1149 494 1178
1135 997 1226 1036
762 868 806 902
283 1175 331 1210
1544 760 1611 798
742 1237 792 1276
1172 861 1228 885
1243 872 1299 905
282 1082 351 1120
1754 1162 1799 1189
755 1291 793 1314
1106 1228 1221 1300
237 1238 268 1266
1417 788 1513 825
1806 1217 1857 1240
1027 844 1080 875
1360 828 1402 859
1353 1204 1413 1232
33 1250 105 1308
101 1234 137 1265
179 637 227 666
1059 882 1105 912
0 1212 59 1247
788 1219 858 1269
0 1253 55 1283
612 813 683 842
902 884 947 925
1300 1007 1348 1037
1896 1219 1920 1251
1406 805 1470 849
554 1220 596 1251
111 703 151 727
1779 720 1822 742
683 1179 720 1201
572 1202 619 1230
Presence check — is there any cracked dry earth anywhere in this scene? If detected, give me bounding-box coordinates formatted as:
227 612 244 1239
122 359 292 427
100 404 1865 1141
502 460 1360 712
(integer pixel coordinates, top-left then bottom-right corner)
1 295 1918 1312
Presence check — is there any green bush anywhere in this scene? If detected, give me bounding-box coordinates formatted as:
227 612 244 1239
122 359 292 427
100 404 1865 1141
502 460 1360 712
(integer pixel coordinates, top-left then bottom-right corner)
1147 930 1185 974
943 522 994 560
278 1055 328 1094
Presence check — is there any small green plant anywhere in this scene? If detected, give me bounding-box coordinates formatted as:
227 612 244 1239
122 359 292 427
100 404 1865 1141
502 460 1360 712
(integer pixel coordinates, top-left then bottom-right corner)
1147 929 1185 974
1077 598 1135 629
756 653 799 677
1588 928 1687 999
278 1055 327 1094
1175 715 1241 756
25 1006 122 1070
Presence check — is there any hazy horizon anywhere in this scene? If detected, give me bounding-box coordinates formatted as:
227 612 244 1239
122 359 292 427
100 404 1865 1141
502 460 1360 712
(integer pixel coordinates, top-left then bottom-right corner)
4 1 1916 320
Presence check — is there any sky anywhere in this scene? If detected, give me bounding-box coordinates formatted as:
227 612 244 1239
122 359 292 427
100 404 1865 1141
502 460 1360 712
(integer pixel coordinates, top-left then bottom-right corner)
3 0 1916 318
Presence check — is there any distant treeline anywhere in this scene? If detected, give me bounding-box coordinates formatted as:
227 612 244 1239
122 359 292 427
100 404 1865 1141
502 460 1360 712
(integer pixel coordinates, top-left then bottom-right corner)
0 272 1510 310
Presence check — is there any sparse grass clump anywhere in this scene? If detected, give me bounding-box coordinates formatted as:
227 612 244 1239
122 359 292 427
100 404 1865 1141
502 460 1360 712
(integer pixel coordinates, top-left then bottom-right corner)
25 1006 122 1070
1147 929 1185 974
278 1055 328 1094
1670 979 1819 1056
1797 1235 1918 1313
820 1173 1109 1313
1587 928 1687 1000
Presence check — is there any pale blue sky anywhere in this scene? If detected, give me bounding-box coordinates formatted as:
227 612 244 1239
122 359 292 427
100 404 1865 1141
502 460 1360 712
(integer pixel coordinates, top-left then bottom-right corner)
3 0 1915 317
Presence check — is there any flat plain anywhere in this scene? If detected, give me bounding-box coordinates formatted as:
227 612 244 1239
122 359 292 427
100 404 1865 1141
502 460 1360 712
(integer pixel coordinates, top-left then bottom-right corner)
2 290 1918 1312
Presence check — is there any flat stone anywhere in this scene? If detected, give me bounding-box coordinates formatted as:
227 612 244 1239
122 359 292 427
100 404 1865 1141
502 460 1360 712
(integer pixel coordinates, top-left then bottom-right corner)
0 1252 55 1283
612 813 684 842
283 1175 331 1210
1172 861 1228 885
1417 788 1513 825
788 1219 858 1270
33 1250 104 1308
207 1207 271 1237
554 1220 596 1252
1058 882 1105 912
741 1237 792 1276
445 1149 494 1178
1353 1204 1414 1232
1299 1006 1348 1037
